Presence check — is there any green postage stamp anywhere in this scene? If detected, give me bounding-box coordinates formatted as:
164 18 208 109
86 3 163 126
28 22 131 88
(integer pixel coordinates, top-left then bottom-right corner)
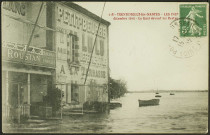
179 4 207 37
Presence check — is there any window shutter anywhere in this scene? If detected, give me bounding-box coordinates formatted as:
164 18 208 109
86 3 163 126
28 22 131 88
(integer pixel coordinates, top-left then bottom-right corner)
88 36 92 53
75 45 79 49
75 52 79 57
82 33 87 52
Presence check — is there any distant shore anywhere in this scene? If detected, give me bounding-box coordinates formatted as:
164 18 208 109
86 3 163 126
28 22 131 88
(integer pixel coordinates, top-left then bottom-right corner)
127 90 208 93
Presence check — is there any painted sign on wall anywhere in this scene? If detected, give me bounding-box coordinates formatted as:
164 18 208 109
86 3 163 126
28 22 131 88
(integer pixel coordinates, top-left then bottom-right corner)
2 43 56 68
2 2 26 16
81 66 106 79
56 4 107 38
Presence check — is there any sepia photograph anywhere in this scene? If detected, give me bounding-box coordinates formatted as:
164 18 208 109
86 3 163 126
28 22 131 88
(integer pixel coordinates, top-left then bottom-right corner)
1 1 209 134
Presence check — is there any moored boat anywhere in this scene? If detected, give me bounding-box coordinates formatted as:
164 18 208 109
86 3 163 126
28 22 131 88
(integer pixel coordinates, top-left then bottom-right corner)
170 93 175 95
155 94 162 97
138 99 160 107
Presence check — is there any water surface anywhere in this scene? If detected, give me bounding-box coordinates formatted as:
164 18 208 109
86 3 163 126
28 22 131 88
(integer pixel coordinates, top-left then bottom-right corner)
5 92 208 133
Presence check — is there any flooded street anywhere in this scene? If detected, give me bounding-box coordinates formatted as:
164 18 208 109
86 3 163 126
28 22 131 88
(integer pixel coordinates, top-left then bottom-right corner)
2 1 208 134
5 92 208 133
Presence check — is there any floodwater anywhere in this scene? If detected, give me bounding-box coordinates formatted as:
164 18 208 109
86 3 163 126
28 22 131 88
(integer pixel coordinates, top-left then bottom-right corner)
4 92 208 133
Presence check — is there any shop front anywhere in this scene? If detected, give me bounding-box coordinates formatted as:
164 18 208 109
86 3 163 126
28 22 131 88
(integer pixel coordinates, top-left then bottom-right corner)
2 1 56 122
2 71 53 121
2 41 56 122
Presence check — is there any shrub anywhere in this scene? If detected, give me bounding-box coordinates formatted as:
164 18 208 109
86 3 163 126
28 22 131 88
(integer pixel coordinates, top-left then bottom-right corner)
109 77 127 99
43 87 64 116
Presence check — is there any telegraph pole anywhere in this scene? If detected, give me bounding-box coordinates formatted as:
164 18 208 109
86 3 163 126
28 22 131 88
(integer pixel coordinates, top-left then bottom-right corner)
22 2 44 63
83 2 106 85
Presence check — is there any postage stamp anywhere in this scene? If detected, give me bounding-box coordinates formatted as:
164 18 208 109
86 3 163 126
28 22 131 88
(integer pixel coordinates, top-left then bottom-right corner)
179 4 207 37
169 18 202 58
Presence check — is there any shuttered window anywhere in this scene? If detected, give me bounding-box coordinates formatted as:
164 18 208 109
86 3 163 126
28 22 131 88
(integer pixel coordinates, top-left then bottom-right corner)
67 34 71 61
82 33 87 52
95 39 100 55
88 36 93 53
67 32 79 63
72 36 75 62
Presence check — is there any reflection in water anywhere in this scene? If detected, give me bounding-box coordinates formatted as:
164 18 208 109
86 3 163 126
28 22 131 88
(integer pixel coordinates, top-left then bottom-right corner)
5 92 208 133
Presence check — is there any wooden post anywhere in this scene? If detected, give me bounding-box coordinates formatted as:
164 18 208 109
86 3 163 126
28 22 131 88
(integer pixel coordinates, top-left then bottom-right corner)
60 84 62 119
84 85 86 102
5 71 9 117
18 83 20 124
28 73 30 116
22 2 44 62
84 3 106 85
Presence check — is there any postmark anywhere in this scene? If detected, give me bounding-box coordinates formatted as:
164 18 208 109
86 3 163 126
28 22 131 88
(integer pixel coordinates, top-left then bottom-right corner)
169 18 202 58
179 4 207 37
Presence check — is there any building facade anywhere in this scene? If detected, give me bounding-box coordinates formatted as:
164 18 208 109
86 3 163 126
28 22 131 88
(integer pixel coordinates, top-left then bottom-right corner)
2 2 110 121
53 2 110 105
2 2 56 120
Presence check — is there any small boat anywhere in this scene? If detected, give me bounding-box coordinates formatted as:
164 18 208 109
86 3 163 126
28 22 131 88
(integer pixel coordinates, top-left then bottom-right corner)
138 99 160 107
155 94 162 97
170 93 175 95
154 80 159 95
109 101 122 109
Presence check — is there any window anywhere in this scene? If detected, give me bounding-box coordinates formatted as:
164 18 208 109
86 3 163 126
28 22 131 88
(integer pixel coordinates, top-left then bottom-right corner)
60 32 64 43
95 39 99 55
72 36 76 61
88 36 93 53
100 40 104 56
82 33 87 52
67 34 71 61
67 32 79 63
67 33 76 62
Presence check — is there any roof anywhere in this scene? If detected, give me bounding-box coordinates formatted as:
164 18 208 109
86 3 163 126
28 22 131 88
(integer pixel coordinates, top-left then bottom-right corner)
59 2 111 26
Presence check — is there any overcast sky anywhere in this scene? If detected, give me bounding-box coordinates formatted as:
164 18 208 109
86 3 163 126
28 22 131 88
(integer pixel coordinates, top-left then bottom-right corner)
75 2 208 91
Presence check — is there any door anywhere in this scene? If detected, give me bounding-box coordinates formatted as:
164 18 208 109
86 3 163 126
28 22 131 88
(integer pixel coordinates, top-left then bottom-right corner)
8 83 18 108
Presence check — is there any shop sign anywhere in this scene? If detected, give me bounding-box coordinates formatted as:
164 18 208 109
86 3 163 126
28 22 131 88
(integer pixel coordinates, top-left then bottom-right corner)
81 66 106 79
56 74 67 83
70 66 79 76
2 2 26 16
57 47 67 60
81 53 107 68
2 46 56 68
57 5 106 38
60 65 66 74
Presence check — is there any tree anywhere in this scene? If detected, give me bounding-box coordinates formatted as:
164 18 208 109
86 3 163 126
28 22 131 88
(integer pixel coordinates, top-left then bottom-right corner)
43 87 64 116
109 77 127 99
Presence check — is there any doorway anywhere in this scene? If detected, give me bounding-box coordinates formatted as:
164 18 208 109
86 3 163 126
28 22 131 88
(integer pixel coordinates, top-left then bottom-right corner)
71 84 79 104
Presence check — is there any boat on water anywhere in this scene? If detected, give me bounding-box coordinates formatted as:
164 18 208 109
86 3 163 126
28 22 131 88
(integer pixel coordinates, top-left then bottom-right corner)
170 93 175 95
138 99 160 107
154 81 160 95
155 94 162 97
110 99 122 109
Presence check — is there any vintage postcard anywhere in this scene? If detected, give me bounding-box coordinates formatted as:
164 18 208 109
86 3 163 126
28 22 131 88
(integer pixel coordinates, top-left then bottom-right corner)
1 1 208 134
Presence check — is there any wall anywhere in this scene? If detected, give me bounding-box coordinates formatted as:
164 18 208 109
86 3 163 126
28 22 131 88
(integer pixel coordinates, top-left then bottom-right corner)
2 2 47 48
55 3 109 103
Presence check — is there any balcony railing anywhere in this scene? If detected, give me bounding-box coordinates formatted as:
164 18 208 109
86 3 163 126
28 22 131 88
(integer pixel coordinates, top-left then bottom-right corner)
4 104 30 120
2 41 56 68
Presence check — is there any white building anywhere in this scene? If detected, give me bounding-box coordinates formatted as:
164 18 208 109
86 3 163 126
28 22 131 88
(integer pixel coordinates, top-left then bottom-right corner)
53 2 111 105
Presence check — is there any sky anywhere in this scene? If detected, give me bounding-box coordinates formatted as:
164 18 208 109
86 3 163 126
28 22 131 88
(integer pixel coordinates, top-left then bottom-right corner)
75 2 208 91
